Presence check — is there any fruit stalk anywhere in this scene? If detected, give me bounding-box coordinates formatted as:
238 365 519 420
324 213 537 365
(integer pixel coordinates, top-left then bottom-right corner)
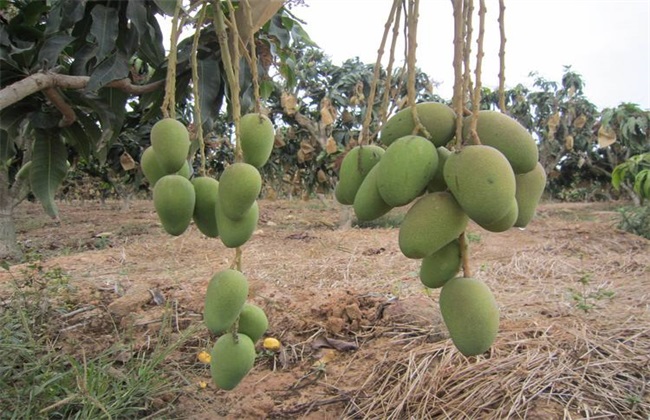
469 0 486 146
214 1 243 162
243 0 261 115
459 231 472 277
498 0 507 113
161 0 184 119
191 4 208 175
451 0 465 148
379 0 402 127
362 0 400 144
405 1 431 140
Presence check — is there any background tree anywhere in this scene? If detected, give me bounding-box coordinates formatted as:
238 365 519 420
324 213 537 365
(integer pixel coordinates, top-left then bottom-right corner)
0 0 282 260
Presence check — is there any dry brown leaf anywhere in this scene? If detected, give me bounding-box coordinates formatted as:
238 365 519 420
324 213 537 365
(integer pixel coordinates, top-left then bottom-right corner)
312 336 359 352
317 169 327 184
564 135 574 151
547 113 561 139
598 125 617 148
281 91 298 116
297 149 306 163
341 110 354 124
120 152 137 171
274 131 286 147
325 136 338 154
574 114 587 129
300 140 315 154
320 97 336 126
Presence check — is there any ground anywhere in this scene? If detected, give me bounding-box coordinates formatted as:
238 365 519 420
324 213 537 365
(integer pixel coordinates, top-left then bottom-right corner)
1 198 649 418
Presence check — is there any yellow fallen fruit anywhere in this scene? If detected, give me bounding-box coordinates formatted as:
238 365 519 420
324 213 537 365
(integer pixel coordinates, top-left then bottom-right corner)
197 351 212 364
198 381 208 389
263 337 281 351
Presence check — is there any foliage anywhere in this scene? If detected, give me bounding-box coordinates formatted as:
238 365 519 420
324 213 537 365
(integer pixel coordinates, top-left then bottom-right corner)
616 205 650 240
481 67 649 201
611 153 650 204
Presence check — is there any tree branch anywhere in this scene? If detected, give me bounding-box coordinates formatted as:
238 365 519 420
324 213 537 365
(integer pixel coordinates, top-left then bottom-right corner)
43 88 76 127
0 72 164 111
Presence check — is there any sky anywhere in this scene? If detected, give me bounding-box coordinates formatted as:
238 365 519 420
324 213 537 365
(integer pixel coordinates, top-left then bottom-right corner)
289 0 650 111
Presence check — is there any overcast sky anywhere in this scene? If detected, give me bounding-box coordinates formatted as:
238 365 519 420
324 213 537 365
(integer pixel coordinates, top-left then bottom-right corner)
291 0 650 111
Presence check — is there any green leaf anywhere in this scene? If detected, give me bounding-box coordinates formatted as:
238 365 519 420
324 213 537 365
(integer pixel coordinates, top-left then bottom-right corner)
127 1 165 66
86 52 129 92
37 33 75 69
29 130 68 219
61 119 93 159
70 43 98 76
634 170 650 199
197 57 223 129
260 80 274 100
611 164 628 190
0 129 15 163
268 15 290 49
89 4 119 62
153 0 178 16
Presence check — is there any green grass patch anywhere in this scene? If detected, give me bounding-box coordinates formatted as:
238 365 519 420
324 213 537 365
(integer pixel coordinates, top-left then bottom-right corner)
0 265 196 419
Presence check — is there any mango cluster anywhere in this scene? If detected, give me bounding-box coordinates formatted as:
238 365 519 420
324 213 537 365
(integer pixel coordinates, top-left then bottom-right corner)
203 269 269 390
147 114 273 249
335 104 547 356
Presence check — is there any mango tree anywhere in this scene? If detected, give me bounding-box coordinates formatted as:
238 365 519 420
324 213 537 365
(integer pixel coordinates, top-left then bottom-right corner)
0 0 282 261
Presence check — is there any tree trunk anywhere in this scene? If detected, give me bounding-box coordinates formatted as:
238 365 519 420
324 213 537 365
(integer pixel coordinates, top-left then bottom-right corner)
0 168 22 261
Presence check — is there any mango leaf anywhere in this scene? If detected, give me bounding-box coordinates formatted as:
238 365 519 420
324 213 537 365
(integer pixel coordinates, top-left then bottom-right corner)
86 52 129 92
153 0 178 16
0 129 15 164
37 33 75 69
89 4 119 63
70 43 98 76
260 80 275 100
61 117 94 159
29 130 68 219
197 57 223 130
268 15 290 49
45 0 85 35
634 170 650 199
127 0 165 66
611 163 628 191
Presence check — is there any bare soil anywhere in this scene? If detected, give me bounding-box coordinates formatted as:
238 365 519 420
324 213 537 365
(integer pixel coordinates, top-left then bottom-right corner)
2 198 649 419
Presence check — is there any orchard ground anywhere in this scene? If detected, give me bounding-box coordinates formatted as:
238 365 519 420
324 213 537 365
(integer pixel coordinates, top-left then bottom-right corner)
1 198 648 418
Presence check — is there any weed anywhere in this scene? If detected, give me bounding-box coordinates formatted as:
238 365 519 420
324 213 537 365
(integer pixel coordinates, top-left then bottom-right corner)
466 231 482 243
568 272 615 312
353 211 406 229
617 205 650 239
0 266 197 419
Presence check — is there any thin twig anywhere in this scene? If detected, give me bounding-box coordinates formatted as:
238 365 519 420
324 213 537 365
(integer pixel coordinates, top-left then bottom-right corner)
498 0 507 113
379 0 403 127
451 0 465 149
161 0 184 119
362 0 400 145
243 0 261 115
469 0 486 145
191 5 208 176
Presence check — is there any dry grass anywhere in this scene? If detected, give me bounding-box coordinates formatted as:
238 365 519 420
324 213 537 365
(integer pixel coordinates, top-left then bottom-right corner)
344 319 649 419
4 199 650 419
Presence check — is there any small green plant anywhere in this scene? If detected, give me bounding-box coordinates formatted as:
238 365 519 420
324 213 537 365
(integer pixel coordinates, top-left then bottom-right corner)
568 272 615 312
466 231 482 243
616 205 650 239
353 211 406 229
